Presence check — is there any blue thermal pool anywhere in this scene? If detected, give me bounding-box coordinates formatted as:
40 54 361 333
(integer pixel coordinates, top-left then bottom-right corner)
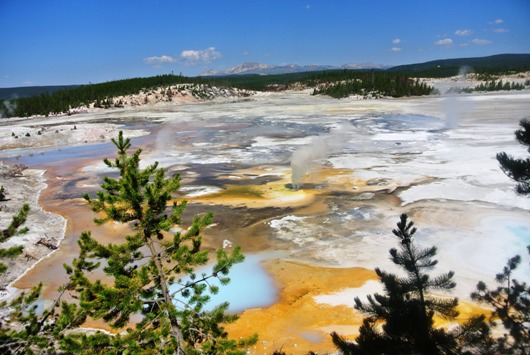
172 252 280 313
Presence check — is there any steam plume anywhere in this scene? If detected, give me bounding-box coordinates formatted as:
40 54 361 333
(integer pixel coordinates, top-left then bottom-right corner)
442 66 474 129
290 124 350 189
1 96 17 118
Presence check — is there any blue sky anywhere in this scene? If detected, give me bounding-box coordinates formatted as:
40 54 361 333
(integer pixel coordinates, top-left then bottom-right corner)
1 0 529 87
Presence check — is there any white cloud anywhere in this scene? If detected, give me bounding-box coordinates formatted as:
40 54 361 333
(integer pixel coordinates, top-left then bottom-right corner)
392 38 401 44
493 28 509 33
390 47 402 52
435 38 453 46
472 38 492 45
455 29 473 36
144 55 177 65
493 18 504 24
179 47 222 65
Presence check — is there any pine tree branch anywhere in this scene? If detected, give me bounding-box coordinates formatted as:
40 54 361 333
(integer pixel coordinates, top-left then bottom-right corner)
145 258 234 304
34 281 71 334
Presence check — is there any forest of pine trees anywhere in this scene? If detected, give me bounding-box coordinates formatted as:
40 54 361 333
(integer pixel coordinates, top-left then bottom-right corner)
311 72 434 98
460 79 527 93
0 71 436 118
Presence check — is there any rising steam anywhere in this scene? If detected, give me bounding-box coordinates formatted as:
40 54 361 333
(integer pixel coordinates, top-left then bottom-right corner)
442 66 474 129
290 124 350 189
442 95 461 129
1 97 17 118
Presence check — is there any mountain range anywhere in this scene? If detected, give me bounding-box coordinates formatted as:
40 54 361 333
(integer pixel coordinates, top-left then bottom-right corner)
200 54 530 77
199 62 391 76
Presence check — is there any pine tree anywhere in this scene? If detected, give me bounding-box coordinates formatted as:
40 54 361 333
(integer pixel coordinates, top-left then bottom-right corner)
496 118 530 195
471 251 530 354
331 214 461 355
60 131 252 354
0 132 255 354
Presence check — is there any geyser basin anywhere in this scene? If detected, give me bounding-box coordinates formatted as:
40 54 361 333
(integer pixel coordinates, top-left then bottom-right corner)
5 91 530 352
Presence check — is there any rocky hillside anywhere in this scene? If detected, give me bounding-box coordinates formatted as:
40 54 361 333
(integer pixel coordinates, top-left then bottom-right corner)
87 83 254 110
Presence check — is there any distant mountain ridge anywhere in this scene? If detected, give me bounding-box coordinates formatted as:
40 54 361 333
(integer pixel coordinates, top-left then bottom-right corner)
200 62 391 76
201 54 530 77
0 85 79 100
388 53 530 77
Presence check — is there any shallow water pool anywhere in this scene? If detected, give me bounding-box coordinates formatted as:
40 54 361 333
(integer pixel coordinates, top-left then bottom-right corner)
172 252 280 313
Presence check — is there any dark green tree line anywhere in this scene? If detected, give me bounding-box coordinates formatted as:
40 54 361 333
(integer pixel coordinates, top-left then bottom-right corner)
461 79 526 93
312 72 434 98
